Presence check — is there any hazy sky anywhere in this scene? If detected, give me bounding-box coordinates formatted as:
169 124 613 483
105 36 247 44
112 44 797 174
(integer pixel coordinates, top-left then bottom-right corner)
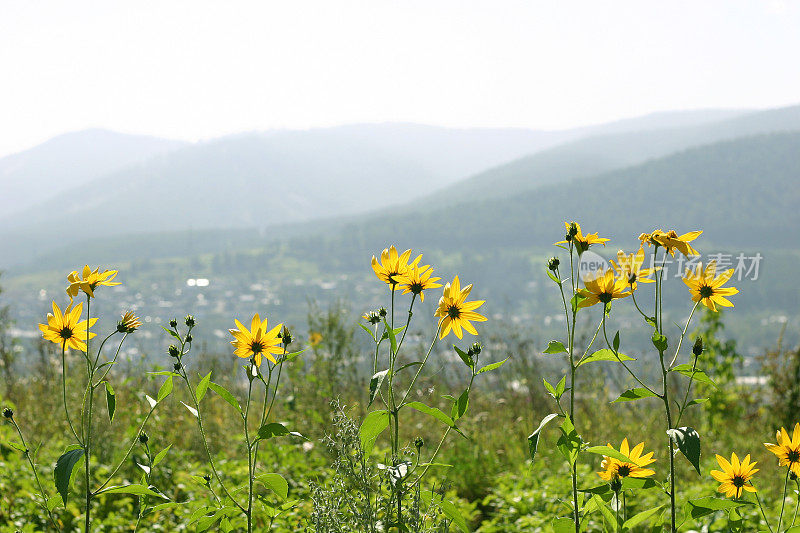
1 0 799 157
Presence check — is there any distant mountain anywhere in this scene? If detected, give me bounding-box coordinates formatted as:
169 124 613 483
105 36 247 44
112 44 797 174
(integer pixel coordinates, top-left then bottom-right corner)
426 104 800 204
1 112 755 267
0 129 186 216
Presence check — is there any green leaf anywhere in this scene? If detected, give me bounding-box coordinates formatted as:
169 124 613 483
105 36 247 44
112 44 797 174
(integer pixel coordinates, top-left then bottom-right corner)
451 388 469 421
546 269 561 284
152 444 172 468
196 371 212 403
552 517 574 533
585 445 631 464
580 483 611 495
359 410 389 455
555 376 566 398
667 427 701 475
208 382 242 414
54 448 84 505
622 504 666 530
453 346 474 368
543 378 557 398
544 340 567 354
157 375 173 402
528 413 559 464
671 364 717 388
613 388 658 402
181 401 199 418
556 416 582 466
257 422 291 440
421 490 469 533
591 493 617 528
577 349 635 367
383 320 405 354
620 477 658 491
368 370 389 407
105 382 116 423
687 398 710 406
161 326 182 341
256 473 288 500
687 497 750 519
612 331 620 352
405 402 455 427
97 485 169 500
651 331 668 352
358 322 376 340
282 348 306 362
571 293 587 312
477 356 510 374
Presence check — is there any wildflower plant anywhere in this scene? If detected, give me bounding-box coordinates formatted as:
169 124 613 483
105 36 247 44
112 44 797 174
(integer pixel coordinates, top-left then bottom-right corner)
325 245 507 531
530 224 741 532
166 313 305 532
32 266 171 531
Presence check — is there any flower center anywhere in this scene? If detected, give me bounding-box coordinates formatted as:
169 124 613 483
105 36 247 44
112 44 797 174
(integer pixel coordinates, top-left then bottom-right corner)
250 341 264 354
447 305 460 319
788 449 800 463
617 464 631 477
410 282 423 294
732 475 745 488
699 285 714 298
59 327 74 340
598 292 613 303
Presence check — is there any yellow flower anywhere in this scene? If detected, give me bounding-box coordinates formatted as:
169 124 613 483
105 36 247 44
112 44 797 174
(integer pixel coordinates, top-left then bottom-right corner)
371 246 421 287
434 276 487 339
395 264 442 302
764 423 800 476
66 265 120 300
309 331 323 347
682 261 738 312
597 438 656 482
555 221 609 254
228 313 283 367
639 229 702 257
610 247 655 291
577 269 630 308
711 452 758 499
117 311 142 333
38 301 97 351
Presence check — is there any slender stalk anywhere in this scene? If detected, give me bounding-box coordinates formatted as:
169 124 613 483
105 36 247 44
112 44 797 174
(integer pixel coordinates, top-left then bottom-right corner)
777 469 791 533
177 370 245 512
614 490 620 533
10 419 59 530
244 377 254 533
61 343 81 444
567 243 580 533
791 479 800 527
754 488 775 533
93 406 157 494
399 329 439 407
602 316 658 396
84 294 92 533
94 332 128 387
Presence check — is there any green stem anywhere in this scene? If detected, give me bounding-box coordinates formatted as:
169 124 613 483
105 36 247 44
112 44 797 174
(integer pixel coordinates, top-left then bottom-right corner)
669 302 700 369
178 370 245 512
399 328 439 407
11 419 59 530
754 487 775 533
778 469 791 533
602 314 658 395
93 405 157 495
84 295 92 533
245 376 254 533
791 479 800 527
61 342 81 444
94 332 128 387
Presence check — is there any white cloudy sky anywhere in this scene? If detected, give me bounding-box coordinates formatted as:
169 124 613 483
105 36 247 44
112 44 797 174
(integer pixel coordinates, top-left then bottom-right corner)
1 0 799 157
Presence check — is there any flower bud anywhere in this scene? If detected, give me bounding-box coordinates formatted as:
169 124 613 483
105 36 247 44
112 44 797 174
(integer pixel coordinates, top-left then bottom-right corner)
117 311 142 333
203 473 212 483
173 362 182 371
469 342 482 356
281 327 293 345
610 476 622 493
568 222 578 238
414 436 424 450
2 407 12 419
693 337 703 356
547 257 560 271
169 318 178 328
628 272 637 285
168 345 180 358
184 315 196 328
185 334 193 343
138 432 149 444
378 307 387 318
